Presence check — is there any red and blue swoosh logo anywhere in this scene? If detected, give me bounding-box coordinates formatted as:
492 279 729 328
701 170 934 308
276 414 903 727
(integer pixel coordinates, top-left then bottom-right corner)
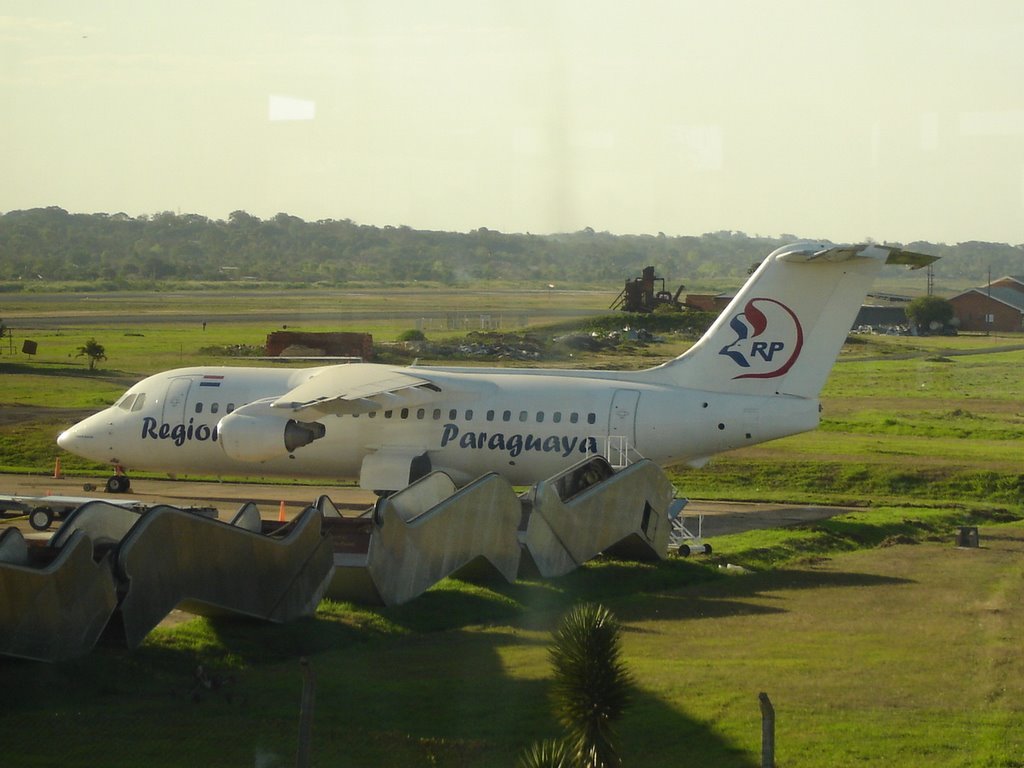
719 298 803 379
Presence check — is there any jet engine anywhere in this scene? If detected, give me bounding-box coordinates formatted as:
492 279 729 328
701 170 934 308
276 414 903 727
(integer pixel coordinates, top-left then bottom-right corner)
284 419 326 453
217 401 326 463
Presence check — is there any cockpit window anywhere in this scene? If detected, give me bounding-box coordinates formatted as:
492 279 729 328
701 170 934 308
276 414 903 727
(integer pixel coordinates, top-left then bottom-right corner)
117 394 137 411
131 394 146 412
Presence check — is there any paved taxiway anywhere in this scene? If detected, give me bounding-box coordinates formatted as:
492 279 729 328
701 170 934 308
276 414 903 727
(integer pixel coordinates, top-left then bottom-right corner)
0 472 848 537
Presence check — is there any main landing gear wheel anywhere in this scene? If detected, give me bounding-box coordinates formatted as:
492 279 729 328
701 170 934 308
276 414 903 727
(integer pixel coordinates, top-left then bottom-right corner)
105 475 131 493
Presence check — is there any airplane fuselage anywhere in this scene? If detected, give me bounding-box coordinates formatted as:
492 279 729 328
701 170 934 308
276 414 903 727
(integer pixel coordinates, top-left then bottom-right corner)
60 363 819 487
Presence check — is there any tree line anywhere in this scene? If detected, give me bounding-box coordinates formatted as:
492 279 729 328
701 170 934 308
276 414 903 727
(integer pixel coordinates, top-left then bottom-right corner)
1 206 1019 289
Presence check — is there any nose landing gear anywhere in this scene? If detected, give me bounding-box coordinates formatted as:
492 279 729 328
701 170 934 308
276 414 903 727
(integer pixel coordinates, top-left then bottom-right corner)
105 466 131 494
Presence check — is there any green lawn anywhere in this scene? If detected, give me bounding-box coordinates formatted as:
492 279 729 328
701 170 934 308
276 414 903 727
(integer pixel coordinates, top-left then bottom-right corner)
4 514 1024 767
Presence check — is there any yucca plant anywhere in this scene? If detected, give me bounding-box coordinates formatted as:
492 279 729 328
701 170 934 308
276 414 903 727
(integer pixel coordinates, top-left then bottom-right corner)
521 602 633 768
518 738 572 768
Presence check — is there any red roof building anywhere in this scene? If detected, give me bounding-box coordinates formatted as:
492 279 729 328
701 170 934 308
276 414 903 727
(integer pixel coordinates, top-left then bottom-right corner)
948 276 1024 332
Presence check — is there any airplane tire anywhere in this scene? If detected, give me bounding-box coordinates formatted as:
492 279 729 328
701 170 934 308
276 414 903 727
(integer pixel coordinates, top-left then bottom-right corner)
29 507 54 531
106 475 131 493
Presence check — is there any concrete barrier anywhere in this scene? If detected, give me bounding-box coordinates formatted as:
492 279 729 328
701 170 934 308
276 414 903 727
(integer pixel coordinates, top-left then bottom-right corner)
229 502 263 532
114 505 333 647
326 471 522 605
521 456 675 577
49 499 141 550
0 528 118 662
1 456 682 659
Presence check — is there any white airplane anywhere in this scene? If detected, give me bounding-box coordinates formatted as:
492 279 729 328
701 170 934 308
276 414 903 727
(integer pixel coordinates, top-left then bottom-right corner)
58 243 935 494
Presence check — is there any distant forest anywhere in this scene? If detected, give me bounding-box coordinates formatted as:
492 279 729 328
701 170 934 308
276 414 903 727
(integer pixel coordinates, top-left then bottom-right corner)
0 207 1019 290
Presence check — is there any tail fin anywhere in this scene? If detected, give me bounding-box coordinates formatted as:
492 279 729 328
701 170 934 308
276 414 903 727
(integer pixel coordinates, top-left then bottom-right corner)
643 243 936 398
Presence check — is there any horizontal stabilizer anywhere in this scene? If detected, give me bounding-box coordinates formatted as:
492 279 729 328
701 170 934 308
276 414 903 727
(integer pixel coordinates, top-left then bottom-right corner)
881 247 939 269
779 243 937 269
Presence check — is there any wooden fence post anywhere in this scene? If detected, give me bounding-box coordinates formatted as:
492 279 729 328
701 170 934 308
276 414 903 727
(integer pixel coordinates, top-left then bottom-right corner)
297 657 317 768
759 692 775 768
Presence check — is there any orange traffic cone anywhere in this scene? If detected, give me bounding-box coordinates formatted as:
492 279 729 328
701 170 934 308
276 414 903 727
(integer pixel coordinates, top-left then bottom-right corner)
278 500 287 522
53 457 63 479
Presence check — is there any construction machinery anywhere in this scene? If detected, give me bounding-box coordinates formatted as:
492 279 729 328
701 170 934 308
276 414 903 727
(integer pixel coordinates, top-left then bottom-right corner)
610 266 685 312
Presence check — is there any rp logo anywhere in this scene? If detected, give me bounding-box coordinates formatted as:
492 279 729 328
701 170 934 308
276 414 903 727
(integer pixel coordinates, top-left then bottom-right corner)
719 298 803 379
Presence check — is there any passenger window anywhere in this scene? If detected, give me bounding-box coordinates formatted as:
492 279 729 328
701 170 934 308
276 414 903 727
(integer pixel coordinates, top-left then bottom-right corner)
519 411 527 422
211 403 219 414
486 410 495 421
502 410 511 422
433 409 442 420
384 410 393 419
195 403 203 414
369 411 377 418
570 413 579 424
587 413 596 425
537 412 544 423
417 408 425 419
553 412 562 423
401 408 409 419
465 409 474 420
226 403 234 413
449 409 457 420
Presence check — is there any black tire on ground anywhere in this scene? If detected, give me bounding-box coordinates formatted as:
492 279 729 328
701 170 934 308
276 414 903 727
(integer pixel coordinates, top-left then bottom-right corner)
29 507 54 531
106 475 131 493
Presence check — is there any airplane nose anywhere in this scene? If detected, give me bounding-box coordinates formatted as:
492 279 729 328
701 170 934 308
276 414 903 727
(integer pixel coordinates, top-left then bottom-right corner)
56 413 109 461
57 421 92 452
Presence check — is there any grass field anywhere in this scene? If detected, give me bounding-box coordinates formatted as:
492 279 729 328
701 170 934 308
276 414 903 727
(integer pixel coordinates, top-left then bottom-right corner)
4 514 1024 767
1 288 1023 766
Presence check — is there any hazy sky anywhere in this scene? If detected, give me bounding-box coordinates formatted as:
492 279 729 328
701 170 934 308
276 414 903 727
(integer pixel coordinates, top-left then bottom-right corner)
3 1 1024 244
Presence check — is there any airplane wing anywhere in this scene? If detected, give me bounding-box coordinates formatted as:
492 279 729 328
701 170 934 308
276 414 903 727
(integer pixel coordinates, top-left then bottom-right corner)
270 364 443 417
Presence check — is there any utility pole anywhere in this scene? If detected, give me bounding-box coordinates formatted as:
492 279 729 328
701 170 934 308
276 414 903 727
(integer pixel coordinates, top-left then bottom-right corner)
987 266 992 336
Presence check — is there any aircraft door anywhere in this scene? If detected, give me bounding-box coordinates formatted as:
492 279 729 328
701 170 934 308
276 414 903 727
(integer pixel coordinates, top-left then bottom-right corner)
609 389 640 452
161 377 192 425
